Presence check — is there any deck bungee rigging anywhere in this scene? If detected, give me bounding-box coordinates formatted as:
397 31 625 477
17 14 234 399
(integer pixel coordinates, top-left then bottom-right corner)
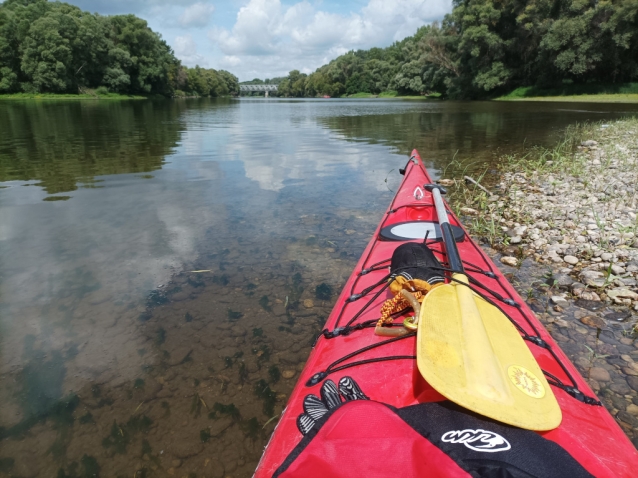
255 150 638 478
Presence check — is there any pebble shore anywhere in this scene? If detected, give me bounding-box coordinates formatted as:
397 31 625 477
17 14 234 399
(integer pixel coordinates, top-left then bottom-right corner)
447 117 638 445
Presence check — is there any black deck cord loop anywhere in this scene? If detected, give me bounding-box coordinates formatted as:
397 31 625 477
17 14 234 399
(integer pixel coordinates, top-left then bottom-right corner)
345 281 391 327
360 258 391 275
320 319 376 340
307 356 417 386
543 371 601 406
465 274 520 308
333 281 391 330
306 332 416 386
347 273 392 303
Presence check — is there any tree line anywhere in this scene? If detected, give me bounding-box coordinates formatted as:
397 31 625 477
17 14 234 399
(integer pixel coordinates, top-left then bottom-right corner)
0 0 239 97
271 0 638 99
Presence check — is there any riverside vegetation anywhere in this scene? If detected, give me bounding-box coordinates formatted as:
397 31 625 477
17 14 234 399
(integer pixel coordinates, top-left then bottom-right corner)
0 0 238 98
446 118 638 443
248 0 638 99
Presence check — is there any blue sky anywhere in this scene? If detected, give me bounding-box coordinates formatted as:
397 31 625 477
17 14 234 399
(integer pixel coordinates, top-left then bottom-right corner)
64 1 452 80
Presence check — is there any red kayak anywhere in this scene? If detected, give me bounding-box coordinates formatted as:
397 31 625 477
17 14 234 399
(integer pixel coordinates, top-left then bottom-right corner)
255 150 638 477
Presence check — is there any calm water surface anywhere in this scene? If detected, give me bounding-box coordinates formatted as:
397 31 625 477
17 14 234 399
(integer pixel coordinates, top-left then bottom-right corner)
1 98 637 477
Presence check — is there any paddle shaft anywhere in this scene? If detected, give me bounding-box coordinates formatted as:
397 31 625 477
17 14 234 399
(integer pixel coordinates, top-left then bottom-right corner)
430 187 464 273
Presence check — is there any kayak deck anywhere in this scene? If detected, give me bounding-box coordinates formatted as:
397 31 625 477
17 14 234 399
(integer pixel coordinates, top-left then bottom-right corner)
255 150 638 477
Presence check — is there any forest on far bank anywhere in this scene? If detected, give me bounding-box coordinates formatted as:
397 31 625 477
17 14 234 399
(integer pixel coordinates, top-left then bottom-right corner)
246 0 638 99
0 0 238 97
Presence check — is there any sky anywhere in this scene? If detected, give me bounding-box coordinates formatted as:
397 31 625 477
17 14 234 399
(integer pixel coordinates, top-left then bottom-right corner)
58 0 452 81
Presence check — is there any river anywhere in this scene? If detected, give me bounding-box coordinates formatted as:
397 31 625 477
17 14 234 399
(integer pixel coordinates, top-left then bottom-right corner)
1 98 637 477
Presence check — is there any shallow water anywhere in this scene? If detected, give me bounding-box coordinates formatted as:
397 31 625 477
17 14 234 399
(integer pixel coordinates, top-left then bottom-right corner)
1 98 638 477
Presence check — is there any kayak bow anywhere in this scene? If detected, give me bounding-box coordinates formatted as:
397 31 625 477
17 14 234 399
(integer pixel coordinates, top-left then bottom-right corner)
255 150 638 478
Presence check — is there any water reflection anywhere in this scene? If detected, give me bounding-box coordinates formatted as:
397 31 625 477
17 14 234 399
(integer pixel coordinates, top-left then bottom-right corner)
1 98 637 477
0 100 202 195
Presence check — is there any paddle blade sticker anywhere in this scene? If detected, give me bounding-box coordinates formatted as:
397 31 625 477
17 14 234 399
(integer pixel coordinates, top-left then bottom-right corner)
508 365 546 399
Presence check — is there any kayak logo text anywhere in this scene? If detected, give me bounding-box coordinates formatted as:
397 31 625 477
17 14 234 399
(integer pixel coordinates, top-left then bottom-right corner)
441 429 511 453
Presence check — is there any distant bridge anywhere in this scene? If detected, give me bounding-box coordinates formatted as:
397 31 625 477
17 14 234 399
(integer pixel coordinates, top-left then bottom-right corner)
239 84 278 92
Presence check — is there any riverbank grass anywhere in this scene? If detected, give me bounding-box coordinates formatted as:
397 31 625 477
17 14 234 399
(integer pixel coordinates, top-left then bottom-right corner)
497 83 638 103
0 92 148 100
344 91 441 100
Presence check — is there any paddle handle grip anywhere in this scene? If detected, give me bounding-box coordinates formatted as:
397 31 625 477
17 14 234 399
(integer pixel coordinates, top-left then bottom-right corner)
430 187 464 273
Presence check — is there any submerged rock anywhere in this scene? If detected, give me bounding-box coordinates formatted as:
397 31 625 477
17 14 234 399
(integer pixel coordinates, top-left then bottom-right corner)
580 316 606 329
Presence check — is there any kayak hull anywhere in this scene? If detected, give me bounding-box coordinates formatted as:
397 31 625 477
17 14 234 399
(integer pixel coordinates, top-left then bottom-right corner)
255 150 638 477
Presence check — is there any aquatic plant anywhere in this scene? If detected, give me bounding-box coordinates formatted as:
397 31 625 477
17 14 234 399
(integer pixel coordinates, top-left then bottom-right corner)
253 327 263 337
134 378 145 389
208 402 240 421
79 412 94 424
254 379 277 416
102 421 130 454
252 345 271 362
126 415 152 434
138 311 152 322
190 393 208 417
259 295 272 311
211 274 229 286
0 458 14 474
102 415 153 454
146 290 168 307
268 365 281 383
56 455 100 478
188 275 206 287
315 283 333 301
200 429 211 443
241 417 261 441
227 308 243 321
224 351 244 368
238 361 248 384
155 328 166 346
282 272 305 312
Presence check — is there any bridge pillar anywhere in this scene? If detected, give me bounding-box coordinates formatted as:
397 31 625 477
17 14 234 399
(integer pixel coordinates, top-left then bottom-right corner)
265 91 269 98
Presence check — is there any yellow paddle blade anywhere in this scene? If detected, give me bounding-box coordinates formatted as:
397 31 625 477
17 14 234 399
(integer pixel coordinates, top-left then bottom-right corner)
416 274 562 431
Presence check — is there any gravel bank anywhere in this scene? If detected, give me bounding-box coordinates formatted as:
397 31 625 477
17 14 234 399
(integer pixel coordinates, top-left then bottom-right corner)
492 119 638 312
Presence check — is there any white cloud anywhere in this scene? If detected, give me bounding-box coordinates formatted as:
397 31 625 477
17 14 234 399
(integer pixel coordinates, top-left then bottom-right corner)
174 34 207 66
174 35 197 56
178 2 215 28
67 0 453 80
207 0 452 80
209 0 283 56
221 55 242 67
